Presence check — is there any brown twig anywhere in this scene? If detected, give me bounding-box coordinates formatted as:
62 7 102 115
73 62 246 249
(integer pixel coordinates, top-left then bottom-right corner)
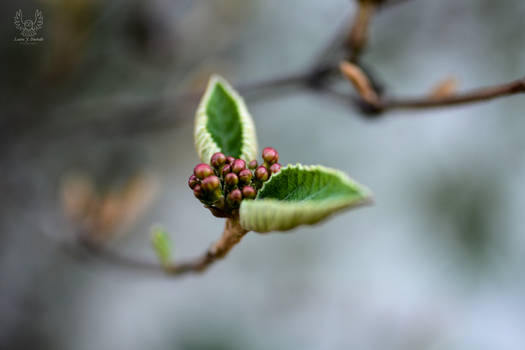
381 77 525 109
340 60 525 113
340 61 380 105
76 216 249 276
347 0 378 62
29 0 424 142
165 217 248 275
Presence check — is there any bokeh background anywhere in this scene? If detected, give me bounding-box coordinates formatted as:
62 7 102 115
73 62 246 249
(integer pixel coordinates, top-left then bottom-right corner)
1 0 525 349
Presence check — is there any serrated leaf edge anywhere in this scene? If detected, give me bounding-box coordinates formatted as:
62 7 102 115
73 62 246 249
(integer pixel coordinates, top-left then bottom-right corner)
194 75 258 163
240 164 372 233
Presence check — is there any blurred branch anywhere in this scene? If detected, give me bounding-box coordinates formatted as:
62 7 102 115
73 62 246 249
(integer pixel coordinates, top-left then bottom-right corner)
73 217 248 277
21 0 524 144
34 0 419 141
237 70 316 95
340 61 525 113
347 0 377 62
346 0 416 62
382 77 525 109
164 217 248 275
339 61 380 105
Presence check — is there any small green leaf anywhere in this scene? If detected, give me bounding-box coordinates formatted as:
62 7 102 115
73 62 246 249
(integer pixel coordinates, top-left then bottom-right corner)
194 75 258 163
239 164 372 233
150 226 172 266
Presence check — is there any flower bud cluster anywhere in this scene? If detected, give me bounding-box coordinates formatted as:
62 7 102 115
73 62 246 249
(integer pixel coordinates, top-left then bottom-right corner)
188 147 282 215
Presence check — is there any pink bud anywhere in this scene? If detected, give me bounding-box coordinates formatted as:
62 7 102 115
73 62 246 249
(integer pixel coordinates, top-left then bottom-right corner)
201 175 220 192
228 189 242 206
238 169 253 184
262 147 279 164
248 160 258 170
221 164 232 176
210 152 226 168
255 166 269 181
225 173 239 187
226 156 235 165
188 174 199 189
242 186 256 199
194 163 213 179
269 163 281 174
232 159 246 174
193 184 204 199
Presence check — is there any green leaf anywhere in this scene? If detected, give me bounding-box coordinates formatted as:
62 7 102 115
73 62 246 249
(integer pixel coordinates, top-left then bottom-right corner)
239 164 372 233
150 226 172 266
194 75 258 163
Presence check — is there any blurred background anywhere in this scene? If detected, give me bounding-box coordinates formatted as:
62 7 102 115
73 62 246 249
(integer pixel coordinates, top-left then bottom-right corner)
1 0 525 349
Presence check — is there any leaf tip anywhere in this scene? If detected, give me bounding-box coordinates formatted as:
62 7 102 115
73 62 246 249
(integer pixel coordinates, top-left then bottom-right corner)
150 225 172 266
194 74 258 163
241 163 373 233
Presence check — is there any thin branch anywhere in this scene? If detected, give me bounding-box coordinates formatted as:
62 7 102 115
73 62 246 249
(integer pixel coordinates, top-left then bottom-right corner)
236 70 314 95
381 0 416 7
164 217 248 275
347 0 377 62
340 61 525 113
75 217 249 276
33 0 417 142
381 77 525 110
340 61 380 105
74 242 164 274
345 0 413 62
307 0 411 87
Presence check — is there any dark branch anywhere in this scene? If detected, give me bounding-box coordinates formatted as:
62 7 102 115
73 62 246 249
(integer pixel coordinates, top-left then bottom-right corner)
380 77 525 110
347 0 377 62
340 60 525 113
75 217 248 277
